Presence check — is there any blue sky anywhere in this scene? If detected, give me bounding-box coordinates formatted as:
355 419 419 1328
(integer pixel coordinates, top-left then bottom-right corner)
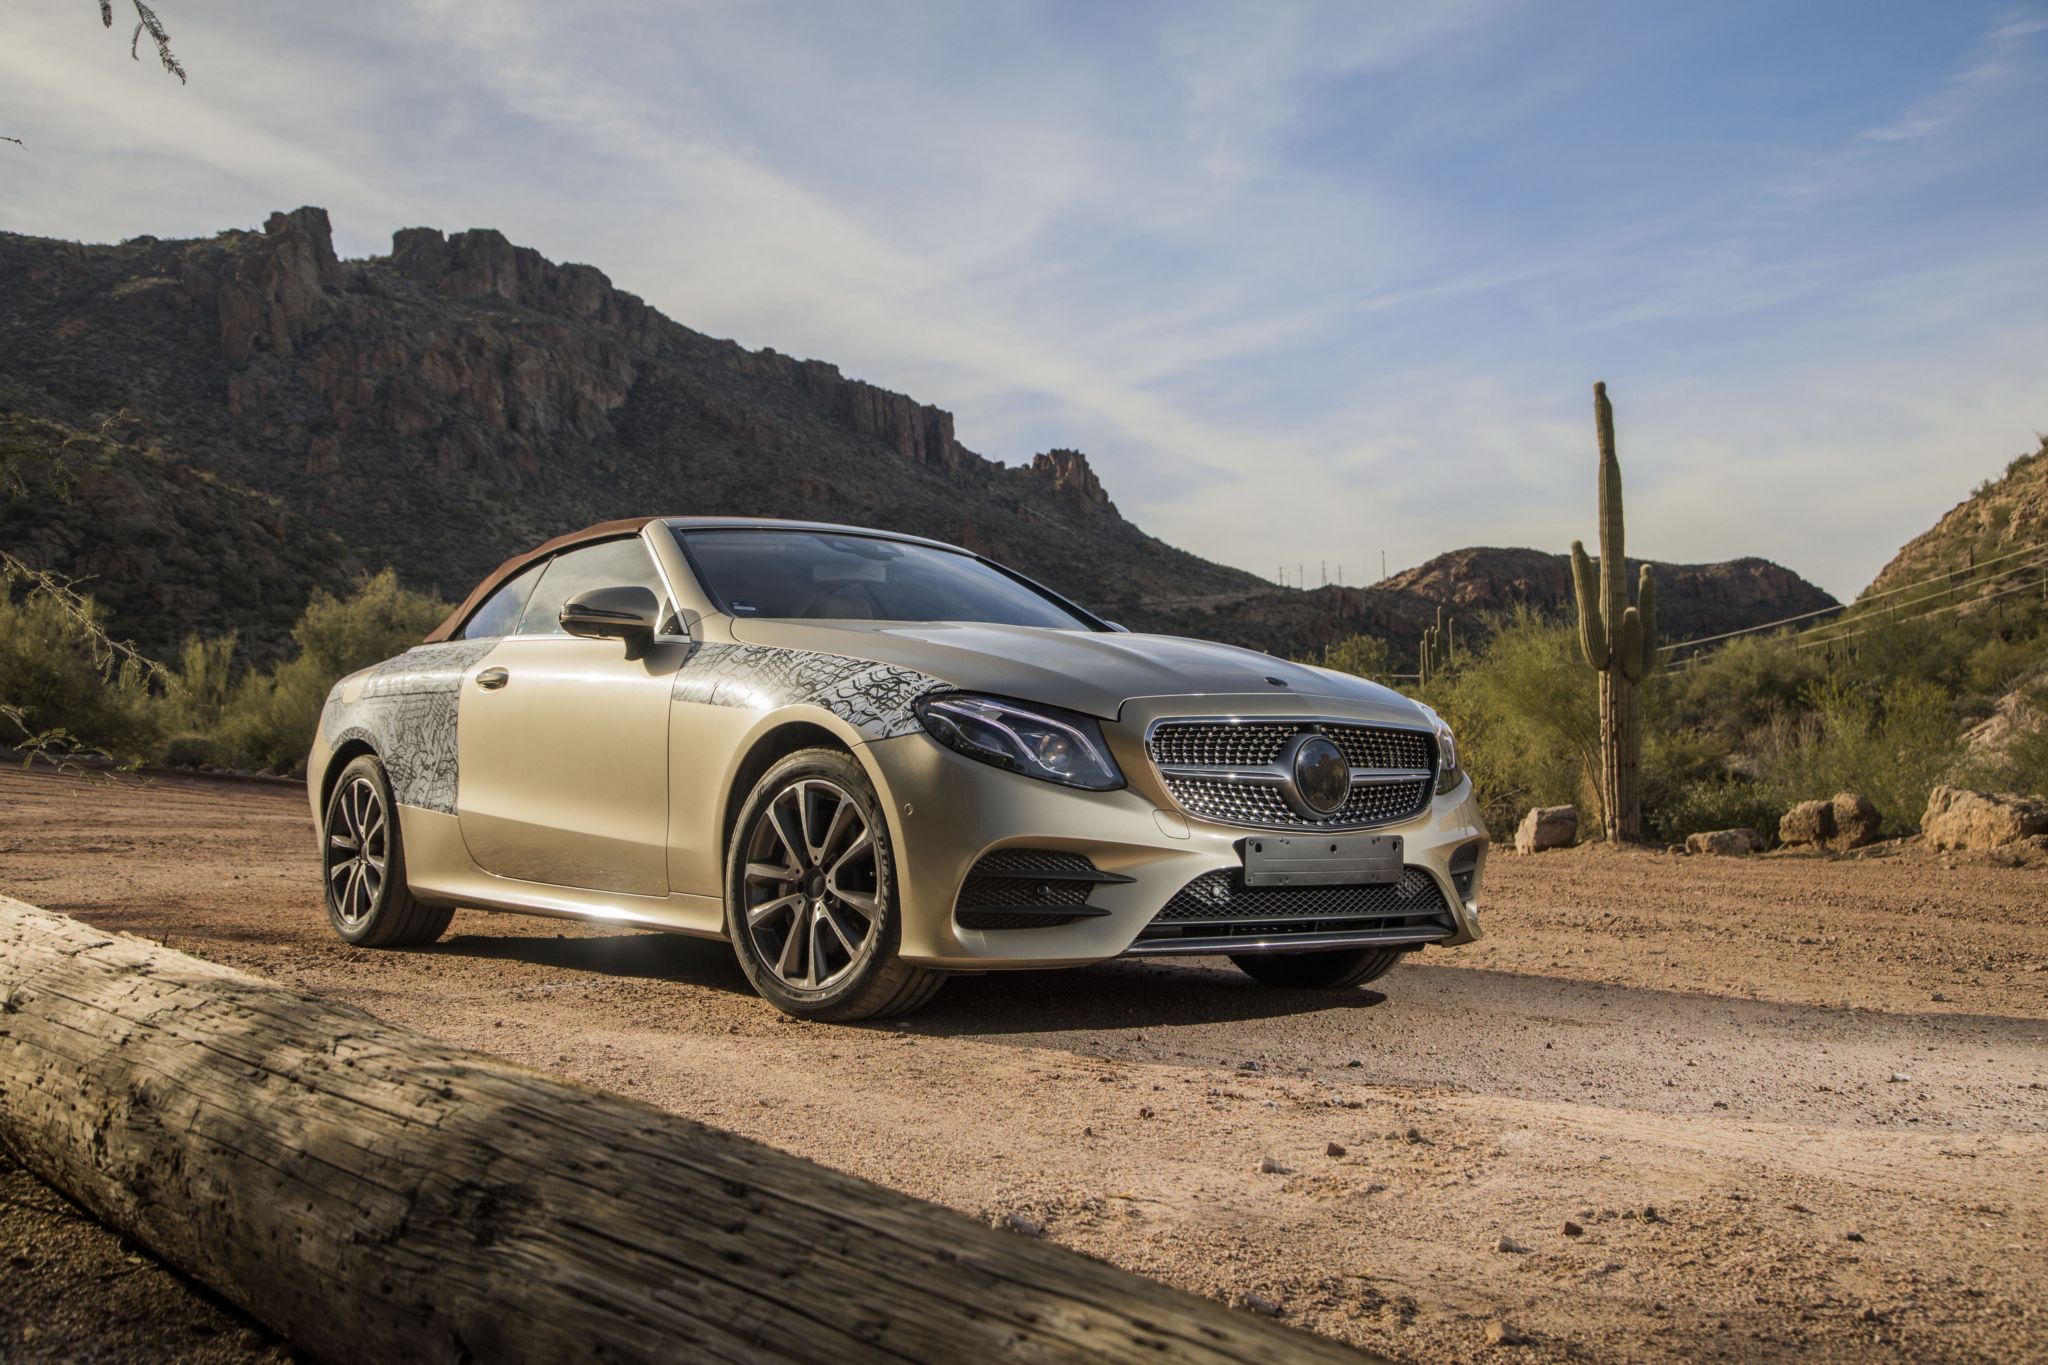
4 2 2045 599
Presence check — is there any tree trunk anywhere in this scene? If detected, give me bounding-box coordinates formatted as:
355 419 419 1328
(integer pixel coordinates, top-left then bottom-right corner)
0 895 1373 1364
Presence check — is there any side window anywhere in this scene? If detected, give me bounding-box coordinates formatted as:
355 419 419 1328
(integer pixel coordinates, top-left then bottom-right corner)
516 537 673 636
460 562 543 639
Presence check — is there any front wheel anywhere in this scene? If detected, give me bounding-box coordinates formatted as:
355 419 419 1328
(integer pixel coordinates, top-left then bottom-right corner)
322 754 452 948
1230 946 1406 989
725 748 943 1022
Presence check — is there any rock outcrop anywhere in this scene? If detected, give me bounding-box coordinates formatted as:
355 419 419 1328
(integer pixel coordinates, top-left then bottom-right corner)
216 208 344 364
1921 786 2048 851
1514 805 1578 854
1030 449 1115 512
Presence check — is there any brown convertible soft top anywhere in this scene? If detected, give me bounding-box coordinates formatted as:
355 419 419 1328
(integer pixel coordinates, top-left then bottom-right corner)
421 516 666 643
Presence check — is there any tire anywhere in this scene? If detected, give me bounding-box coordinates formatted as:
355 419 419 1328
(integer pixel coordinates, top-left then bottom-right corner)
1229 945 1407 989
725 748 942 1022
322 754 453 948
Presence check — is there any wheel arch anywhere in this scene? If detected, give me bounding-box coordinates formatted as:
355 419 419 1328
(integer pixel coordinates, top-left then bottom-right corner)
718 718 859 865
317 737 380 828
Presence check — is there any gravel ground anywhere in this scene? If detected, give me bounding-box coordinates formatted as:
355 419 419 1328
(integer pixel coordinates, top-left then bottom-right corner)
0 1148 284 1363
0 763 2043 1362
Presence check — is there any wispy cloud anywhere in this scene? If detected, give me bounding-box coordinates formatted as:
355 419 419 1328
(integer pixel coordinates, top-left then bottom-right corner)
1859 11 2047 142
2 0 2044 601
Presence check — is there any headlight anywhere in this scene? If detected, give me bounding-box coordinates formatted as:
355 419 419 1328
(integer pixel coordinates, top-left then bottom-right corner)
914 694 1124 791
1417 703 1461 795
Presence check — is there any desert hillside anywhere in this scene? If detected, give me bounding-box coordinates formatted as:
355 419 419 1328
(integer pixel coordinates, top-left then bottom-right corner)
1862 437 2048 603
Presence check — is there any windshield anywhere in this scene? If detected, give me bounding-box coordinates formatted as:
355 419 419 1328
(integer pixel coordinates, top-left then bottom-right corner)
676 528 1098 629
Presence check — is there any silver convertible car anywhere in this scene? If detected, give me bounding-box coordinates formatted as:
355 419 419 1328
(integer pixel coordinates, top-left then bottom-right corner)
309 518 1489 1019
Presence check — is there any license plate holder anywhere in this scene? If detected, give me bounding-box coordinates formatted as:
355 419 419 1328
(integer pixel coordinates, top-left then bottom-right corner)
1241 832 1403 887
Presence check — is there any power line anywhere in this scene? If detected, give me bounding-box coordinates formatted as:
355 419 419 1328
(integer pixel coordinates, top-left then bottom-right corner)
1791 569 2048 651
1793 550 2048 644
1657 536 2048 655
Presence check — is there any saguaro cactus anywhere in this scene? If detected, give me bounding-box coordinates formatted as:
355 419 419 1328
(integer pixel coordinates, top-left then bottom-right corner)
1570 382 1657 842
1418 606 1454 685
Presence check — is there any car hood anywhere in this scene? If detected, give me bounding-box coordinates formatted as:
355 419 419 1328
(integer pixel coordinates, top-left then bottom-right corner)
726 618 1428 723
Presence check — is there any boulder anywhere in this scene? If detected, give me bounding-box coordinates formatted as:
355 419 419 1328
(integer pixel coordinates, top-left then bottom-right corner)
1778 800 1834 848
1779 793 1883 851
1685 828 1765 857
1921 786 2048 851
1515 805 1578 854
1830 792 1883 849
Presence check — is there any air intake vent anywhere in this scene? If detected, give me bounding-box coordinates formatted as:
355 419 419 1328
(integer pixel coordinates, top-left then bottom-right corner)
954 850 1127 930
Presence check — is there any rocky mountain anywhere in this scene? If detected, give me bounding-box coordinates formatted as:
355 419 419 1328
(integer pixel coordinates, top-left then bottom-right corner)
1379 547 1838 646
1135 545 1839 664
0 207 1833 665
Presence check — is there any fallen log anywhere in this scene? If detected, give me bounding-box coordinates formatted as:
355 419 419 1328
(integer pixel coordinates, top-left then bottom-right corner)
0 895 1373 1363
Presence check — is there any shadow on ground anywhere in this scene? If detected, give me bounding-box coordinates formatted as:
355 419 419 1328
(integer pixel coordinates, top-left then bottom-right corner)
921 957 1391 1035
425 928 752 991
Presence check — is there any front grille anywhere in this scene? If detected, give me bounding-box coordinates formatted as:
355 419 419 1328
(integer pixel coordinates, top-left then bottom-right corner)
1147 718 1436 831
1150 867 1453 925
955 850 1117 930
1164 775 1433 828
1148 722 1297 768
1128 867 1457 955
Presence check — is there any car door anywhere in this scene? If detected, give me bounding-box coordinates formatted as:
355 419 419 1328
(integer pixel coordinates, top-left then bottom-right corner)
455 535 681 897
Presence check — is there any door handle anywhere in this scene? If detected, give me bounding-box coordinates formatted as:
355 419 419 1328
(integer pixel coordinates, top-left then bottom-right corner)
475 667 510 691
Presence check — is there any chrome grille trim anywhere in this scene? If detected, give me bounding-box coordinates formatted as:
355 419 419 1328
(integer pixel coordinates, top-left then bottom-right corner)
1145 716 1437 831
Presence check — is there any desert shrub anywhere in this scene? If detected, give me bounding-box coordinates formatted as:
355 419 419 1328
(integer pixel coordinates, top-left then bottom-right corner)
1999 719 2048 796
159 634 237 733
0 567 159 761
215 571 447 774
1965 633 2046 697
1425 609 1598 832
1954 681 2048 798
1750 676 1961 834
1647 776 1782 844
1663 634 1824 746
1309 634 1392 683
151 634 240 766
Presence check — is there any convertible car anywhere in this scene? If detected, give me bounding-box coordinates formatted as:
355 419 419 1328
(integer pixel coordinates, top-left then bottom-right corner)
309 517 1489 1019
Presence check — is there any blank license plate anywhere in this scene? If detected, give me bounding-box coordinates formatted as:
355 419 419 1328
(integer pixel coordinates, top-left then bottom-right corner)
1241 833 1403 887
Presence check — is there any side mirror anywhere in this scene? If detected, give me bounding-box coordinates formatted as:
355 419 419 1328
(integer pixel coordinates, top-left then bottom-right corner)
561 585 661 659
1105 620 1132 634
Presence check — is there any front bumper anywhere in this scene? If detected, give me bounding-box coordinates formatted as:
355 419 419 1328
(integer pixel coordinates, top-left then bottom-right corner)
867 711 1490 970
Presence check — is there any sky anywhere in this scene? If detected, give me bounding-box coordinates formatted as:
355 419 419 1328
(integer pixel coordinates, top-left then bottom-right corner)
4 1 2046 600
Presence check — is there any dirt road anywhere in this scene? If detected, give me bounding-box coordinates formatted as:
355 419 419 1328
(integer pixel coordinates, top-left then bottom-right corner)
1 764 2043 1361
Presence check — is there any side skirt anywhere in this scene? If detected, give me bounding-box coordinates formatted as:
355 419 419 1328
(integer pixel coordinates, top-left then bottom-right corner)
395 806 729 939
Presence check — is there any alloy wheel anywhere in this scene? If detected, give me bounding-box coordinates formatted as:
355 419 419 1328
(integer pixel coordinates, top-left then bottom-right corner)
741 778 882 990
326 775 387 929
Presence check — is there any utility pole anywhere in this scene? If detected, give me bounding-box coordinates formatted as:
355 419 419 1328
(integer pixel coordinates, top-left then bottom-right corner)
1380 550 1387 580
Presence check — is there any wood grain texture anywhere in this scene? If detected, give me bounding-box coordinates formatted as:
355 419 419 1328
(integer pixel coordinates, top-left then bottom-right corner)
0 896 1374 1364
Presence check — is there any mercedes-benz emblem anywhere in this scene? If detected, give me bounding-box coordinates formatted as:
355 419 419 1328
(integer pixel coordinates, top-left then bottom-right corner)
1285 734 1351 817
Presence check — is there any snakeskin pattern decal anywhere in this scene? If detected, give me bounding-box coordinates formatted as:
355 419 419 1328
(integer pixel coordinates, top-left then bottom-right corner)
321 640 498 812
672 644 944 739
